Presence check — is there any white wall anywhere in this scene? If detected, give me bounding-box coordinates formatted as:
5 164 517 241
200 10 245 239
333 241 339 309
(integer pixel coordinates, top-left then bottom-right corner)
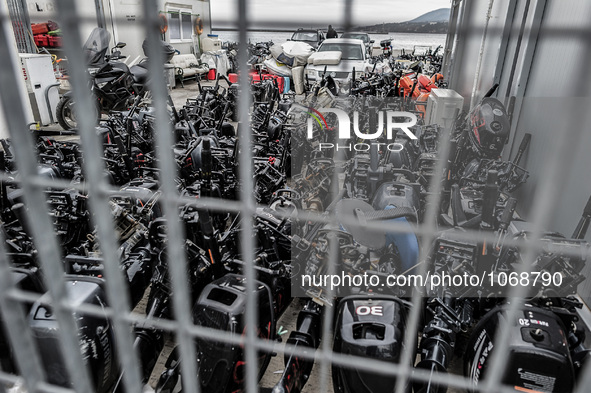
444 0 591 305
105 0 212 59
504 0 591 305
447 0 515 106
24 0 211 61
27 0 99 44
103 0 147 61
160 0 212 57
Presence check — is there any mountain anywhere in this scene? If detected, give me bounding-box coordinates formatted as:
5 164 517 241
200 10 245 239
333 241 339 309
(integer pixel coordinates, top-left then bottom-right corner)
356 8 451 34
408 8 451 23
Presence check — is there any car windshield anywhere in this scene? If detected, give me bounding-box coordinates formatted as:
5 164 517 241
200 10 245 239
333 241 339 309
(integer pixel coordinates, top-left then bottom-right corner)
318 43 363 60
341 33 369 43
292 32 318 42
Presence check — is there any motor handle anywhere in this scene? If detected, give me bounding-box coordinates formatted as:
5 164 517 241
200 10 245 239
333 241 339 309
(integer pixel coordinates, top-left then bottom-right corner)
409 79 418 98
480 170 498 229
499 197 517 230
483 83 499 98
512 133 531 166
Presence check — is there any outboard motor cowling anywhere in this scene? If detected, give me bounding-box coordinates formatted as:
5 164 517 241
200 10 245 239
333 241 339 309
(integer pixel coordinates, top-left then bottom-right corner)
192 274 275 393
464 304 575 393
28 276 117 393
467 97 510 158
333 295 411 393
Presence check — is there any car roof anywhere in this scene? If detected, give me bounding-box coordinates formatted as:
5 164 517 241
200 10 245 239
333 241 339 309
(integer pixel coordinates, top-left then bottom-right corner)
320 38 365 45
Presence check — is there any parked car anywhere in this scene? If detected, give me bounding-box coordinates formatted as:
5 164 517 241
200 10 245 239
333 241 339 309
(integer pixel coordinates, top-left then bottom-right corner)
340 32 374 55
289 28 326 49
305 38 371 93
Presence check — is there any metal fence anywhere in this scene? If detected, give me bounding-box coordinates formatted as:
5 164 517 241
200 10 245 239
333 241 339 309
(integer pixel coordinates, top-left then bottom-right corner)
5 0 34 53
0 1 590 393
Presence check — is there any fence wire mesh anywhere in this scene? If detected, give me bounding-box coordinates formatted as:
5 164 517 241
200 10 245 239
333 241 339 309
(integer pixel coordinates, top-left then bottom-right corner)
0 1 590 393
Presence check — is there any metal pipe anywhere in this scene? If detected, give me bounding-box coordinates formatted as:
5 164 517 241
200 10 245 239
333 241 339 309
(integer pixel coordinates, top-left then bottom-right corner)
470 0 496 108
43 82 59 124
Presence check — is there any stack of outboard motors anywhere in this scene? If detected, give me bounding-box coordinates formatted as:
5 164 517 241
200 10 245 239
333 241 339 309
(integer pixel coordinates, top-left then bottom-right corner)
1 74 590 393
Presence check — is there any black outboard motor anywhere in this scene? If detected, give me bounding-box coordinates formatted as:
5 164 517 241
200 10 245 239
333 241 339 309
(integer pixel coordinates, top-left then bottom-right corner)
28 276 118 393
0 268 45 373
193 274 275 393
467 97 510 159
332 295 411 393
464 304 575 393
157 274 276 393
450 97 511 181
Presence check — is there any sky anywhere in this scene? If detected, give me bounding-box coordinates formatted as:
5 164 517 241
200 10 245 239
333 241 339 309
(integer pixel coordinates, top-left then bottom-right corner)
210 0 452 29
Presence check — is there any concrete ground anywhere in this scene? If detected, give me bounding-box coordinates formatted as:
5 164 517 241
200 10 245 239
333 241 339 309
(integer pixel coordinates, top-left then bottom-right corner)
168 78 205 105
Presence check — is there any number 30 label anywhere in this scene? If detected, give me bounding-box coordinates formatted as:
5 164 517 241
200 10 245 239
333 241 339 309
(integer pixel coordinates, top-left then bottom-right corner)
356 306 383 316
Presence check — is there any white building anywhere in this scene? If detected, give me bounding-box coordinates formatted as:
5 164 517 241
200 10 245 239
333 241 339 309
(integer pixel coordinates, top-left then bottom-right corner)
25 0 212 61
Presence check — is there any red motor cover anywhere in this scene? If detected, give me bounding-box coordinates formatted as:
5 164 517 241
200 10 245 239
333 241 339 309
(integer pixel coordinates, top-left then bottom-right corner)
250 72 284 94
416 92 430 115
399 76 414 97
431 73 444 85
418 74 434 92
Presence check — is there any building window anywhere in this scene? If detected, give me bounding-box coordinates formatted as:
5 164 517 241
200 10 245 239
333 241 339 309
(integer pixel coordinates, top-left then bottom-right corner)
168 8 193 42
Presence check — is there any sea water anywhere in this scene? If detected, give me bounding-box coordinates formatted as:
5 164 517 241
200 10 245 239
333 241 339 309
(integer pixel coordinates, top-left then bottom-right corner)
212 30 447 51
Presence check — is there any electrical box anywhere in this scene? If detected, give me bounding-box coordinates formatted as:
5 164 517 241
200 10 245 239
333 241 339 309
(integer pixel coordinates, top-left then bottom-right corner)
19 54 60 126
425 89 464 129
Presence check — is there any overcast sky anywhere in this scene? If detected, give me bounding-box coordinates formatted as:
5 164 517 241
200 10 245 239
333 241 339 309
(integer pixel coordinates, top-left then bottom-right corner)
210 0 452 29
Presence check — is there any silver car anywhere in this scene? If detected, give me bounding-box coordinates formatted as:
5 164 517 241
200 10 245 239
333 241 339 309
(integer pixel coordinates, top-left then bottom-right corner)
340 32 374 55
289 28 326 49
305 38 371 92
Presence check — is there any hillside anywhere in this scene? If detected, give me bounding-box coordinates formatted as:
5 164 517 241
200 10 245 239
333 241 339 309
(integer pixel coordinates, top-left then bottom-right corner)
357 8 450 34
408 8 451 23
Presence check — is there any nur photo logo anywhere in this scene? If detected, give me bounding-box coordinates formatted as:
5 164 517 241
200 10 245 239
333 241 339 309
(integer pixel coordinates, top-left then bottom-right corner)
305 107 419 152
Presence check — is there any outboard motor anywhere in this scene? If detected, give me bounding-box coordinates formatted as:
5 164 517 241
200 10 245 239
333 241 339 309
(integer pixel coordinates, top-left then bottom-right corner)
371 183 421 272
157 274 276 393
333 295 412 393
0 268 44 373
464 304 575 393
467 97 510 159
28 276 118 393
335 197 419 274
450 97 511 181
